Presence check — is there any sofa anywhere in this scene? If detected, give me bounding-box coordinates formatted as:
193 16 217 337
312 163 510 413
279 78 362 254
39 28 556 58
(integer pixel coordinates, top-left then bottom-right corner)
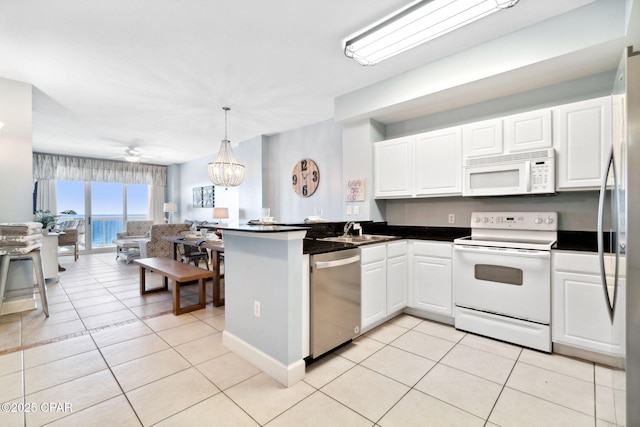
139 223 190 259
116 220 153 240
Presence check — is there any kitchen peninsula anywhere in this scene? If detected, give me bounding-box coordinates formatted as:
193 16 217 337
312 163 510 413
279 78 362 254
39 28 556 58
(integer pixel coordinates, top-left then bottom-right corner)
221 225 309 387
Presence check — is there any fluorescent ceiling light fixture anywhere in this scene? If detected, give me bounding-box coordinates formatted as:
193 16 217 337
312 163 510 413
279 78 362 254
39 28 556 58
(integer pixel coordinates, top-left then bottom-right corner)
344 0 519 65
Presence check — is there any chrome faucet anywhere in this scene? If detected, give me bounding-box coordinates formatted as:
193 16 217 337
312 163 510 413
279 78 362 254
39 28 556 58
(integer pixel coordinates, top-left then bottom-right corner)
343 221 355 237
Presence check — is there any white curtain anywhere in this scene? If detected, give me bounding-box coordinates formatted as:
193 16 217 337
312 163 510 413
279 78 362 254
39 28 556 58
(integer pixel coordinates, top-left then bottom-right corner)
148 185 166 224
35 179 57 214
34 152 168 222
33 153 167 186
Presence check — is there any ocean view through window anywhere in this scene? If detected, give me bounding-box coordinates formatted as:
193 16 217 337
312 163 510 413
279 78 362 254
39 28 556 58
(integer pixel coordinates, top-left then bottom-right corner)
57 180 149 250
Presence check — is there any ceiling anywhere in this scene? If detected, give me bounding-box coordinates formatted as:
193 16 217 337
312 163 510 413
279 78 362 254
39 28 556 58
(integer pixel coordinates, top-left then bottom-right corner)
0 0 602 165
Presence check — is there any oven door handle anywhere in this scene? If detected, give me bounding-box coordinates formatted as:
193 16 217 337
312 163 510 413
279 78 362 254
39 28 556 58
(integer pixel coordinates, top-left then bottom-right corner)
454 245 550 259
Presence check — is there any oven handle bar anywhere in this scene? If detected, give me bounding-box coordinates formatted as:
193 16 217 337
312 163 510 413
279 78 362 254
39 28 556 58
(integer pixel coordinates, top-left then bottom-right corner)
453 245 550 259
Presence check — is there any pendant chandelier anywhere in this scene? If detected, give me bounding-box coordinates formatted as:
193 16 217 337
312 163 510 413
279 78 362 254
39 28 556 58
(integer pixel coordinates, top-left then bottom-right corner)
207 107 245 188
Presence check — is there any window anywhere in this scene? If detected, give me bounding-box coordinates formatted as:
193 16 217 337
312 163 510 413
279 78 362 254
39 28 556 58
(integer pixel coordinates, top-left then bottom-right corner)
56 180 149 250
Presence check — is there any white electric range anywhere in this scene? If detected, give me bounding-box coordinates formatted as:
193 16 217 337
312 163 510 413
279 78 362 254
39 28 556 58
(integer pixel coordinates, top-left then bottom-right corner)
453 212 558 352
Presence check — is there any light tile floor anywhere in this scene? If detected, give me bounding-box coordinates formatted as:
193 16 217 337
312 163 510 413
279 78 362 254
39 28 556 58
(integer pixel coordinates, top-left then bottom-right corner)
0 252 627 426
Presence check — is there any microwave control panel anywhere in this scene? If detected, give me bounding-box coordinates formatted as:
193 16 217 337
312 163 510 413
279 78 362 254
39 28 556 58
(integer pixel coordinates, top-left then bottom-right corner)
530 158 555 193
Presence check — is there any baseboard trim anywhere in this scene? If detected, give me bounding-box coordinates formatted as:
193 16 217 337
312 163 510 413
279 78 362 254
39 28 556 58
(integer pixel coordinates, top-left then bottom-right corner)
223 331 305 387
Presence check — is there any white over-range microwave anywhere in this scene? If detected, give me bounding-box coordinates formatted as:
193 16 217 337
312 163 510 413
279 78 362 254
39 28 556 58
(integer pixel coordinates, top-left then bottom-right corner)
463 148 555 197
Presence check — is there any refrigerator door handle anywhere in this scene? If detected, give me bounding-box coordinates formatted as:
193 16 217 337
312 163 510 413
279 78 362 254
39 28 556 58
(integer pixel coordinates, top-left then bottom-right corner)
597 145 619 324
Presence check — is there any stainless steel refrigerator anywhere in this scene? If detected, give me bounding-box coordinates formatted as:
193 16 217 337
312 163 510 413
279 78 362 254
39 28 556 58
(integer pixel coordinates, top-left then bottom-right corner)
625 47 640 427
600 46 640 426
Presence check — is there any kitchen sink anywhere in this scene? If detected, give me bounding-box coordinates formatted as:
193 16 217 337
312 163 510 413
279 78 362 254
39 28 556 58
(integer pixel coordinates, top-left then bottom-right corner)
318 234 398 245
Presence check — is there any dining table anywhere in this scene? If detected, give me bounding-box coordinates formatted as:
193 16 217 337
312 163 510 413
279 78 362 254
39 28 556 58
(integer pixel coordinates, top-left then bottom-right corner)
162 235 225 306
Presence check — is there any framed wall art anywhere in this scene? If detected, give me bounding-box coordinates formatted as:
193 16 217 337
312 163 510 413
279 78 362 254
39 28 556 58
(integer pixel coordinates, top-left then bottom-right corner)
193 185 215 208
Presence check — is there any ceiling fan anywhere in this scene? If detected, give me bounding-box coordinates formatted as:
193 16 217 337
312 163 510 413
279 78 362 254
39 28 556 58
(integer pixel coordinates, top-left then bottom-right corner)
107 143 159 163
123 147 142 162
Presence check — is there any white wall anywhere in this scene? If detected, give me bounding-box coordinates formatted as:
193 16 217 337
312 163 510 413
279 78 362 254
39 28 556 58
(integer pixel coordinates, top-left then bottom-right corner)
237 135 266 222
342 118 386 222
176 135 266 225
0 78 33 223
265 119 343 223
175 120 343 225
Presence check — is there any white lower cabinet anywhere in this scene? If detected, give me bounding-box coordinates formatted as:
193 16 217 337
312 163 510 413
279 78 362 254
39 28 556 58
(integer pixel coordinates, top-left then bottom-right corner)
387 241 408 313
361 245 387 328
409 241 453 317
552 251 625 358
361 241 408 331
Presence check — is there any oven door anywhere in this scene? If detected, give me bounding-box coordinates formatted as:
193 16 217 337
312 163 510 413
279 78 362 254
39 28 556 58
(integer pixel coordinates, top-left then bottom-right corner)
453 245 550 323
463 161 530 196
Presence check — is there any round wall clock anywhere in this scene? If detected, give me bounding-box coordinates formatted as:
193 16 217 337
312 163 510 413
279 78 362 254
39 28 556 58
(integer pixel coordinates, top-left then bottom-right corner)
291 158 320 197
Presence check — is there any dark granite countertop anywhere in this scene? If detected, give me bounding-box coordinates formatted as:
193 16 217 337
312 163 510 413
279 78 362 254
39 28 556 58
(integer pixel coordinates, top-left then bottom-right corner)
303 239 359 255
555 230 617 253
217 224 309 233
213 220 605 254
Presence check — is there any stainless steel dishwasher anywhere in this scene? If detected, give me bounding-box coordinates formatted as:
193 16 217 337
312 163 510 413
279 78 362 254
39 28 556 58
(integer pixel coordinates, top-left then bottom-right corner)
309 248 361 359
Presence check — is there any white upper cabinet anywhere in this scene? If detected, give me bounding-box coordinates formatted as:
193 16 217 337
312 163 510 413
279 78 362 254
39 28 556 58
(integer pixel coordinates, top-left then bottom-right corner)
374 96 612 197
414 127 462 197
504 108 553 152
374 128 462 199
554 96 611 190
374 136 414 198
463 110 552 159
462 118 503 158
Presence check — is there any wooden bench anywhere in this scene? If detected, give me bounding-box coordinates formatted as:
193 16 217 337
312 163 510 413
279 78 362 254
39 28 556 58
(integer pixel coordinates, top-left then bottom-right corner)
134 257 214 315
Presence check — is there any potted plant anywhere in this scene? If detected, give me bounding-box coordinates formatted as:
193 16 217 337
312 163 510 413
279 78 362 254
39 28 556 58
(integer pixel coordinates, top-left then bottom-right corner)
34 210 57 231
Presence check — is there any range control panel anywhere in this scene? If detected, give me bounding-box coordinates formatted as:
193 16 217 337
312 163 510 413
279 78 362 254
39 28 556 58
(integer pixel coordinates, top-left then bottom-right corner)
470 211 558 231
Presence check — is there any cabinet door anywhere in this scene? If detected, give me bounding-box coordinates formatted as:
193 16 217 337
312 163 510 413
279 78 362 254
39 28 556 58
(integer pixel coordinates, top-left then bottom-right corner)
361 260 387 328
374 137 414 198
554 97 611 190
553 271 625 356
504 108 552 152
462 118 503 158
387 253 408 313
414 127 462 196
410 255 452 316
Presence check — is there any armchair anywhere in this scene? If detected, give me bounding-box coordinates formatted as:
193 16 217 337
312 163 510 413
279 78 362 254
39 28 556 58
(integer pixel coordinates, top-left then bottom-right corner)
58 228 79 261
116 220 153 240
139 223 190 259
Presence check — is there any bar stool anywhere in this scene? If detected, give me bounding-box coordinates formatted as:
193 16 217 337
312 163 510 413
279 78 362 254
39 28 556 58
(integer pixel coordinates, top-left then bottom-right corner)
0 249 49 317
